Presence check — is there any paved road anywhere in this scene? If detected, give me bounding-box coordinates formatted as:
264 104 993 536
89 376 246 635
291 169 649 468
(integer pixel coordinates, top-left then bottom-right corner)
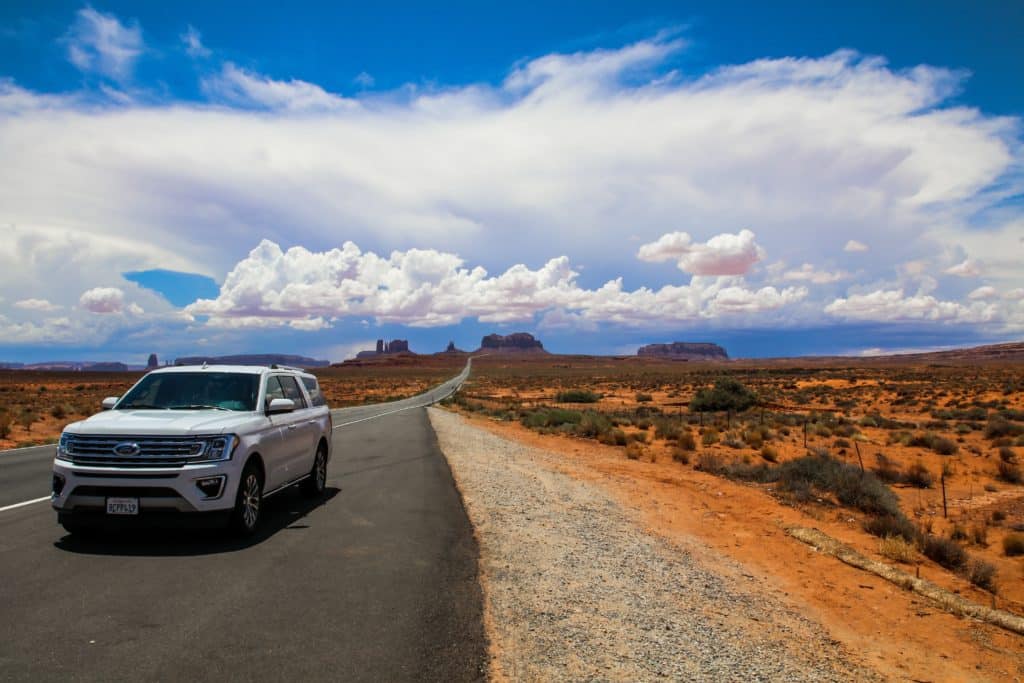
0 361 485 681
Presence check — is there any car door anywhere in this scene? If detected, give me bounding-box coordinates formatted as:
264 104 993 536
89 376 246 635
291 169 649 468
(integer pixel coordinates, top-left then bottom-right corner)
277 375 319 477
263 375 302 489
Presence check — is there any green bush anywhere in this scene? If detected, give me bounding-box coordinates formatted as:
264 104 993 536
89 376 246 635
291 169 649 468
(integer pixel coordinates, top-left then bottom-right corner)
577 412 613 439
701 428 719 446
521 408 582 430
775 452 901 517
677 430 696 451
653 418 681 441
690 378 757 413
635 393 653 403
1003 533 1024 556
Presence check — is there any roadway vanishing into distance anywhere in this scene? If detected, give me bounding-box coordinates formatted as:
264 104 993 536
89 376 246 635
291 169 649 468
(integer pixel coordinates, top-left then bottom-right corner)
0 360 484 681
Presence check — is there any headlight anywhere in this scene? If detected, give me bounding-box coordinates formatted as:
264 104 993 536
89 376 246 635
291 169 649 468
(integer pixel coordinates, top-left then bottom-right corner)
56 433 74 461
198 435 238 462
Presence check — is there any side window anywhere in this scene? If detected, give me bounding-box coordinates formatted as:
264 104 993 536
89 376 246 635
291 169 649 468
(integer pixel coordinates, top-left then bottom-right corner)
264 376 285 409
278 376 308 409
302 376 326 407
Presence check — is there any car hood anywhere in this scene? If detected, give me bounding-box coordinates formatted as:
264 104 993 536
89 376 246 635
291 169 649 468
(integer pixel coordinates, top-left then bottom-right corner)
65 409 261 436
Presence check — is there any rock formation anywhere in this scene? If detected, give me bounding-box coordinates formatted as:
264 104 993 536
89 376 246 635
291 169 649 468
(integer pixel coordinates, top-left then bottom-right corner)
478 332 546 353
174 354 330 368
355 339 413 359
637 342 728 361
147 353 159 369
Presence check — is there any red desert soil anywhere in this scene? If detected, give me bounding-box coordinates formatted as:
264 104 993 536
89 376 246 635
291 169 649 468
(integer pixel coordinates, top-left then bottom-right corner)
452 410 1024 682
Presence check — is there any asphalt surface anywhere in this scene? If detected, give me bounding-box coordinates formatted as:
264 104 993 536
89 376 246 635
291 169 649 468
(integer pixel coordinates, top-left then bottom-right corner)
0 361 485 681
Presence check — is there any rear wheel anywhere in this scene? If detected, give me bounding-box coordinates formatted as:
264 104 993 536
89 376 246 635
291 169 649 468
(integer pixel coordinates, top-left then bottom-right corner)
302 443 328 497
231 464 263 536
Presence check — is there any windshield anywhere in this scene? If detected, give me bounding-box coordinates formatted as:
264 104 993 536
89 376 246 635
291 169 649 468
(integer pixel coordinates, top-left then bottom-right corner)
117 372 260 411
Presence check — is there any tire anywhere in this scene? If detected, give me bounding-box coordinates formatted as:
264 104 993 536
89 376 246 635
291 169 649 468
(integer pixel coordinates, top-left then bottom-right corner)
231 464 263 536
302 442 328 497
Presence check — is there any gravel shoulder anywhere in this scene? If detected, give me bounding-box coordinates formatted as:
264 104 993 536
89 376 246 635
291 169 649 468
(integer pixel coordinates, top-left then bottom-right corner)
429 407 877 681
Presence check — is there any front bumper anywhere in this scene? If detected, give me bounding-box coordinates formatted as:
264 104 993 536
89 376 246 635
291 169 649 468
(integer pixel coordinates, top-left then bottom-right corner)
52 458 242 516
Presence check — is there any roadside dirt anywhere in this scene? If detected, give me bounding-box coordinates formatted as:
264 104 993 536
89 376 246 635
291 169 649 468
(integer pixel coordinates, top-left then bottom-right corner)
453 409 1024 682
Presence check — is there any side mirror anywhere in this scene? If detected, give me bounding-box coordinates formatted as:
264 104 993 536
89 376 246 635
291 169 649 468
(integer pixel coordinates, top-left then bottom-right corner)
101 396 119 410
267 398 295 415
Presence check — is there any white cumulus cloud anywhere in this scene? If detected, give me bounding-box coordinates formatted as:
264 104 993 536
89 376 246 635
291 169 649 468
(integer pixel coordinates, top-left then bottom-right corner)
945 259 983 278
968 285 997 300
825 289 997 323
181 25 210 58
782 263 848 284
201 63 355 112
844 240 869 253
185 239 805 330
79 287 126 314
637 229 765 276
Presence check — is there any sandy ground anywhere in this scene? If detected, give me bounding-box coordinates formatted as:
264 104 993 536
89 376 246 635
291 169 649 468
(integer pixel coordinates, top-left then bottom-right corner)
443 407 1024 682
429 408 875 682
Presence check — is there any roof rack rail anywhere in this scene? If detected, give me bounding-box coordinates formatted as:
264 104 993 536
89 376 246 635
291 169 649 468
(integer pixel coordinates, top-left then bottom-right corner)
269 364 306 372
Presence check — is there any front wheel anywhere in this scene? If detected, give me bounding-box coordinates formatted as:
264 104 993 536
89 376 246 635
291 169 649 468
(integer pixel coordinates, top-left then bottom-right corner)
302 443 327 497
231 465 263 536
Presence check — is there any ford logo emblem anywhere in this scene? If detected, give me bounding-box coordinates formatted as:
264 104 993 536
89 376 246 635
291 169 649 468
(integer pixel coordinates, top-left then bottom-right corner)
113 442 142 456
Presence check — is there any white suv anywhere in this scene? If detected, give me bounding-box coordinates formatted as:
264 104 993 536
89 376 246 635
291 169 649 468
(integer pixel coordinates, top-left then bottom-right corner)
51 364 332 536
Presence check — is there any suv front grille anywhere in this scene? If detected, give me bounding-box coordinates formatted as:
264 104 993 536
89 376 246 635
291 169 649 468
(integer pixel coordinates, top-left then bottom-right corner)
62 435 211 468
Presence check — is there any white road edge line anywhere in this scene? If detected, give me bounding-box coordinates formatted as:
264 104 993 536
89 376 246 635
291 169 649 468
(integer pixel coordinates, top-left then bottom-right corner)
0 443 56 457
331 380 464 430
0 496 50 513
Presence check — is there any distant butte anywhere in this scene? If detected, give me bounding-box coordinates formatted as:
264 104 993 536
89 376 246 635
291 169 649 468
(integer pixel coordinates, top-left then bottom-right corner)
477 332 547 353
637 342 729 361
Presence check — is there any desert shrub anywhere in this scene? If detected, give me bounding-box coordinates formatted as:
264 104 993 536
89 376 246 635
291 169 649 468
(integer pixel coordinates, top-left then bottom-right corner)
0 414 11 440
971 524 988 546
968 560 997 592
521 408 582 430
577 412 613 439
760 445 778 463
556 389 601 403
50 404 68 420
950 524 968 541
997 460 1023 484
653 418 681 441
690 378 757 414
991 510 1006 523
879 535 917 564
677 430 696 451
695 452 725 474
908 432 957 455
902 461 933 489
635 393 653 403
998 447 1017 463
776 453 901 517
921 535 967 570
598 429 628 446
671 448 691 464
743 429 764 449
635 418 652 430
701 428 720 446
722 431 745 449
864 515 919 543
625 442 644 460
872 454 902 484
985 418 1023 439
833 438 851 449
1003 533 1024 556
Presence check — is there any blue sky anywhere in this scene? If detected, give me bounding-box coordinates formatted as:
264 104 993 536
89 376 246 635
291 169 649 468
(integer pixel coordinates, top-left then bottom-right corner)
0 2 1022 363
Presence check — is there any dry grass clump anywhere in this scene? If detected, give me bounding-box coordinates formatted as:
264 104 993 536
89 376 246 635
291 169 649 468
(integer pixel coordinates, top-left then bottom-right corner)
997 460 1023 484
879 536 917 564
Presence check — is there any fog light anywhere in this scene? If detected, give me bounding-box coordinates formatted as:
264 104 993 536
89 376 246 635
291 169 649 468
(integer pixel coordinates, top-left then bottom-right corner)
195 475 226 499
52 473 65 496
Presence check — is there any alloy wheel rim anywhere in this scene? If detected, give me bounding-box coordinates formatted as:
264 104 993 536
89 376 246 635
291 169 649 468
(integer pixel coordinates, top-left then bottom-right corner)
242 474 260 528
315 452 326 489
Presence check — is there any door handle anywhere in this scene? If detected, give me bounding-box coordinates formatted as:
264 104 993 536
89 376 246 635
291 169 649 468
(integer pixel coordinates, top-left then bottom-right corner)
287 424 297 430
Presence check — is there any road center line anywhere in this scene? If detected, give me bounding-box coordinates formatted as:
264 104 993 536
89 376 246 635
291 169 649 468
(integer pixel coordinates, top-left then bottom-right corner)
0 496 50 513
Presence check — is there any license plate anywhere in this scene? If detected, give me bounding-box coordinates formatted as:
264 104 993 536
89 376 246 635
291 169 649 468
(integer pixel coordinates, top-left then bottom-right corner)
106 497 139 515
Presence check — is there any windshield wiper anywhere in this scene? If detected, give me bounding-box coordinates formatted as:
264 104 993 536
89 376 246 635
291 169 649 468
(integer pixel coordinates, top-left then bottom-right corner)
168 404 231 411
119 404 167 410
